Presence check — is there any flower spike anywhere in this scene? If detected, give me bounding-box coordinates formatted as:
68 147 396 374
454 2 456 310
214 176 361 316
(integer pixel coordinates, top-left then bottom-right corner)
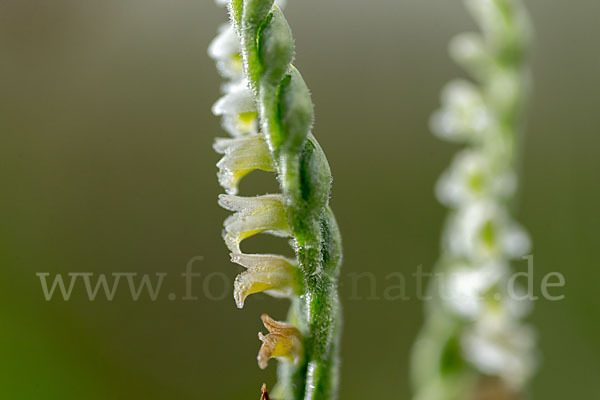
210 0 342 397
412 0 536 398
257 314 302 370
231 253 298 308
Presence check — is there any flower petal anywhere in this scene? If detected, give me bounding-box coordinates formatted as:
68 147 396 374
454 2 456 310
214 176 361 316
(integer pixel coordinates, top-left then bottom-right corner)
212 80 256 117
430 79 492 143
436 149 516 207
208 24 244 80
449 32 492 79
212 80 259 137
444 199 530 261
462 308 537 389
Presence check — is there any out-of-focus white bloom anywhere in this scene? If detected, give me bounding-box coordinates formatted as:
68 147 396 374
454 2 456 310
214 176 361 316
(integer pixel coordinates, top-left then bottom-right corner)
416 0 536 395
212 80 259 136
214 134 274 194
218 194 291 253
208 24 244 80
445 199 530 261
430 80 493 143
436 150 516 207
488 69 522 117
462 306 537 390
465 0 511 46
231 253 297 308
212 81 255 116
257 313 302 369
444 260 507 318
450 32 492 80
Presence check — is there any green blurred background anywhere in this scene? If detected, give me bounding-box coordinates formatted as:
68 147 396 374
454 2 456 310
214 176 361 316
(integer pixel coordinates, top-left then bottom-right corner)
1 0 598 398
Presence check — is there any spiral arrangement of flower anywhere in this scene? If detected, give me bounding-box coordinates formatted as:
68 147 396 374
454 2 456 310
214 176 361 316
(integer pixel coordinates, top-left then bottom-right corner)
411 1 537 399
209 1 342 399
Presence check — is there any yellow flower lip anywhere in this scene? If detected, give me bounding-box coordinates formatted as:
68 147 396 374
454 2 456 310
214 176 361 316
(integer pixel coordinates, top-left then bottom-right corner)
257 314 302 370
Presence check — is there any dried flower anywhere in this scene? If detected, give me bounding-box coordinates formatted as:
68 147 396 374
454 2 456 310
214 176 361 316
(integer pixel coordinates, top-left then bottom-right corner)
257 314 303 370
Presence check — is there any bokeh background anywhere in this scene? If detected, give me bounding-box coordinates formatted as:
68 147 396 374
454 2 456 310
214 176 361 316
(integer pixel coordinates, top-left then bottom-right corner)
1 0 599 398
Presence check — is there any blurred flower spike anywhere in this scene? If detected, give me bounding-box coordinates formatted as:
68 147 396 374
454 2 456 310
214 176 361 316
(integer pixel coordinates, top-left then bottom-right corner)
412 0 537 398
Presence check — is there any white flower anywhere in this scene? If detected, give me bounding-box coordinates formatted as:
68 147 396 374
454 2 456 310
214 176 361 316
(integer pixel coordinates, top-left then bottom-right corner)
212 81 255 116
430 80 493 143
214 134 274 194
208 24 244 80
449 32 493 80
221 109 259 138
212 80 259 137
462 306 537 390
444 260 506 318
231 253 297 308
465 0 516 48
488 69 522 117
444 199 531 261
436 150 516 207
218 194 291 253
